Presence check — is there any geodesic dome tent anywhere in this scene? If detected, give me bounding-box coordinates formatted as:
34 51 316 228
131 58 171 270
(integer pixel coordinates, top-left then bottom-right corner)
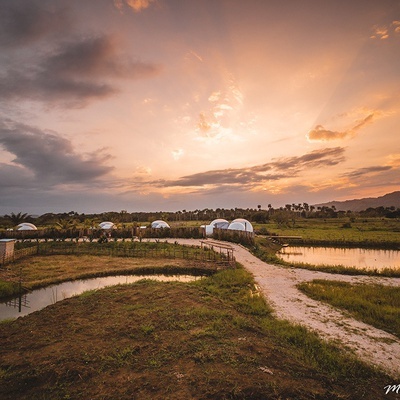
17 223 37 231
210 219 230 229
231 218 253 232
203 218 229 236
99 221 116 230
151 220 170 229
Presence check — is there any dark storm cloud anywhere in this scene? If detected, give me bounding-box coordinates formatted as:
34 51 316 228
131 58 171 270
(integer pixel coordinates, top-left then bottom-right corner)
0 35 162 105
0 120 112 186
42 36 161 80
151 147 346 189
0 0 70 47
0 162 34 188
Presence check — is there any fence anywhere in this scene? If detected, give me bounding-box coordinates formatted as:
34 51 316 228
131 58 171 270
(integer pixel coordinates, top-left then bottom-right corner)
1 245 37 266
36 242 234 267
212 228 255 246
0 226 206 241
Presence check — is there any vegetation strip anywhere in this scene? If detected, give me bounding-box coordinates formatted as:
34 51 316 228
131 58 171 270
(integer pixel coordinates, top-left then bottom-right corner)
298 279 400 338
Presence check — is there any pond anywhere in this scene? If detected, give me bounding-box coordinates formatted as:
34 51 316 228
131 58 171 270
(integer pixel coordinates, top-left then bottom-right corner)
0 274 201 321
277 246 400 270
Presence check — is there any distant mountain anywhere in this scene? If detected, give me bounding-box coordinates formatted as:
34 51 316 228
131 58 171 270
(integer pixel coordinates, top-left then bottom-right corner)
314 191 400 212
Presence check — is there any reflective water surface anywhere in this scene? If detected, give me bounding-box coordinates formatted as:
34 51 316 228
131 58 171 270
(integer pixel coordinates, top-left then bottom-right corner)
0 274 200 321
278 246 400 270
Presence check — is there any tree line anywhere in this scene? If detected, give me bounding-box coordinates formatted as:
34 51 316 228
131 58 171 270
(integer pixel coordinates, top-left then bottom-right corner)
1 204 399 230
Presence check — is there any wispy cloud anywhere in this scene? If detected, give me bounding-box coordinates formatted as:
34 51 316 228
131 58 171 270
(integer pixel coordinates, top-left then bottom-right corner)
130 147 346 193
194 76 245 143
308 113 375 141
342 165 392 179
370 20 400 39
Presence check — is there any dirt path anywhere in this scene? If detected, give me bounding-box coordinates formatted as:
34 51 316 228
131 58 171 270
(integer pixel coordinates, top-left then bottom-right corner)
157 238 400 379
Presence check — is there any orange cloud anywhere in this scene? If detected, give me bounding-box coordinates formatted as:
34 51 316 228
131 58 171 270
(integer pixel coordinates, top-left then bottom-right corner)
114 0 155 12
370 21 400 39
308 113 375 141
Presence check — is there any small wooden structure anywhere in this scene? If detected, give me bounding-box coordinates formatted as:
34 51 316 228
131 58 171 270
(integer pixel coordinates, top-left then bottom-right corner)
200 240 235 267
0 239 15 265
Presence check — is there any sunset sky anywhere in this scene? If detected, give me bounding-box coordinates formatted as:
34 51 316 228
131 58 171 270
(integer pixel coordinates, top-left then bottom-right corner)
1 0 399 214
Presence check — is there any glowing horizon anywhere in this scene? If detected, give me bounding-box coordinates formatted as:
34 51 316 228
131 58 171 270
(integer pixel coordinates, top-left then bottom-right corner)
0 0 399 214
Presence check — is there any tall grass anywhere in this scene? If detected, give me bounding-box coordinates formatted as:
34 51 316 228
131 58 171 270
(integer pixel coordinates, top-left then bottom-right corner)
298 279 400 338
0 281 20 298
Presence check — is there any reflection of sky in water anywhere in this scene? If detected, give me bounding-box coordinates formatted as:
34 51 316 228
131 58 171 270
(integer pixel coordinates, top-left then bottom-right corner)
0 275 198 321
278 247 400 270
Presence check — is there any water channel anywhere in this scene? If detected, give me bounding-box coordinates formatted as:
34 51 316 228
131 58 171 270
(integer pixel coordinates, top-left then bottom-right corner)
0 274 201 321
277 246 400 270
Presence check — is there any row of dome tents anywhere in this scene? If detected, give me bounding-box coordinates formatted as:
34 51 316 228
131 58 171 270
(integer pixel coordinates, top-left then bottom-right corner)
202 218 253 236
13 219 251 235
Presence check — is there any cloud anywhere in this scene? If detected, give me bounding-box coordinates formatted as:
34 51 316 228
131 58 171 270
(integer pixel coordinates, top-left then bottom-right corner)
370 21 400 40
0 35 162 106
0 120 112 187
0 0 70 47
172 149 184 160
194 77 245 142
147 147 346 190
197 112 213 135
308 113 375 141
114 0 156 13
343 165 392 179
43 36 160 79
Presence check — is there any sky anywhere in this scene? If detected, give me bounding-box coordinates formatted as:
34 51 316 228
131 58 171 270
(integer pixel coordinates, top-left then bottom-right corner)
0 0 399 215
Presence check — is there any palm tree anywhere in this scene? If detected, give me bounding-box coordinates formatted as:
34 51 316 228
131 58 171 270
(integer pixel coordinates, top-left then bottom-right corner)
56 218 77 230
5 212 30 227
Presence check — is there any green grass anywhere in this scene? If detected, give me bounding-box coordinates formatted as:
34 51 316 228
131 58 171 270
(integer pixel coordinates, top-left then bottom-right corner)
0 281 21 298
254 217 400 248
298 279 400 338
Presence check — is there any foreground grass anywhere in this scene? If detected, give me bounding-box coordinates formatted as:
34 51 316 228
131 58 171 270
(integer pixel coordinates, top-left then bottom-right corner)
0 264 394 399
298 279 400 338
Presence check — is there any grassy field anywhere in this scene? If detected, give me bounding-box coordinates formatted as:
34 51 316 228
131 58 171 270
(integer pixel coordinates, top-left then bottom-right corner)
298 279 400 338
254 217 400 248
0 260 393 399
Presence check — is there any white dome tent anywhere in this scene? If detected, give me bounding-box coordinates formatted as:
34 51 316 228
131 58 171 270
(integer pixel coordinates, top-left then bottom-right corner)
227 221 246 231
151 220 170 229
231 218 253 232
17 223 37 231
204 218 229 236
99 221 116 230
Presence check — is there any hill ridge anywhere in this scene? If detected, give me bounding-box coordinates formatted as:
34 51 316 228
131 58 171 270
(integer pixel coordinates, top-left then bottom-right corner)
314 191 400 212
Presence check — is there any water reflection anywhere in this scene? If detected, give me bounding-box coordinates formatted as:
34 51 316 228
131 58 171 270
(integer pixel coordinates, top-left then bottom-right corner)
278 247 400 270
0 274 200 321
